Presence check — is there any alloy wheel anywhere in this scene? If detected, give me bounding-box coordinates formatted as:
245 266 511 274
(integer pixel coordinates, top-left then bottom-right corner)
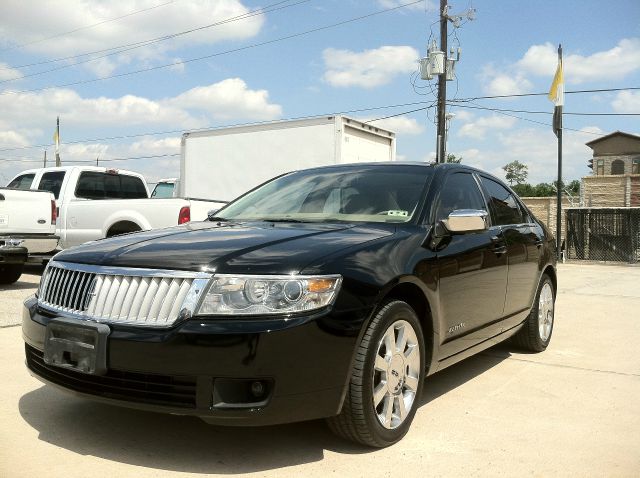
372 320 421 429
538 282 554 342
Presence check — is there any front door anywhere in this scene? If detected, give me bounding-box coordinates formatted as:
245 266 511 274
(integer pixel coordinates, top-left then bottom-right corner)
433 171 508 359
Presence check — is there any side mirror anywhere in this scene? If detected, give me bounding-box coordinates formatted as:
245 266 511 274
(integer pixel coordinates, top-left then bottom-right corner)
443 209 488 233
207 209 220 221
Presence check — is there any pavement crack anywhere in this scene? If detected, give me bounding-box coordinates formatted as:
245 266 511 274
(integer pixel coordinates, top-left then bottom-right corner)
481 352 640 378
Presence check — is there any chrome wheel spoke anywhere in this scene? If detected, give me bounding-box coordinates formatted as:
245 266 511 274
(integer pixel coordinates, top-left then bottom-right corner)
374 354 388 372
383 328 395 356
405 344 420 370
373 383 387 407
404 374 418 392
383 395 394 427
396 325 408 353
397 396 407 422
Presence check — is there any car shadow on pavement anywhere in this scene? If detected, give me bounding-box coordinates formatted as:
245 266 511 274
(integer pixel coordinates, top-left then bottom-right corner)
18 347 510 473
420 345 511 406
0 281 38 291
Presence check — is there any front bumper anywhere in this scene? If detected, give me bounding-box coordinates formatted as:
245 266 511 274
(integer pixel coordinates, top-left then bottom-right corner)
22 296 365 426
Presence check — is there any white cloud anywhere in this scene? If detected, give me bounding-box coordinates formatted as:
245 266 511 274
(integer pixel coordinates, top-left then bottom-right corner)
0 1 263 76
517 38 640 84
482 65 533 96
457 115 517 140
0 130 30 148
480 38 640 96
170 78 282 121
612 90 640 113
376 0 434 11
0 78 282 129
0 62 22 81
323 46 419 88
359 116 425 135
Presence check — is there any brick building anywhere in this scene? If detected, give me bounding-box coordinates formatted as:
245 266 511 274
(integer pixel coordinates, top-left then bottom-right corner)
582 131 640 207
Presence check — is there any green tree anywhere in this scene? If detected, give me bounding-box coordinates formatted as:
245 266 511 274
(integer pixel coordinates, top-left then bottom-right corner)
445 153 462 163
512 183 535 197
502 160 528 185
567 179 580 195
534 182 556 196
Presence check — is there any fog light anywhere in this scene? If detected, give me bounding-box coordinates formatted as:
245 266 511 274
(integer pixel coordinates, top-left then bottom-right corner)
251 380 265 397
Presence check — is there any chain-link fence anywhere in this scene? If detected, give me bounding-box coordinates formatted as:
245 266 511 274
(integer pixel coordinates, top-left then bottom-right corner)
566 208 640 263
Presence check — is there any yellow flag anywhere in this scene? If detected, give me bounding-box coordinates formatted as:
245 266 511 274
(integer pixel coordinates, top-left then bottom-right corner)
548 59 564 106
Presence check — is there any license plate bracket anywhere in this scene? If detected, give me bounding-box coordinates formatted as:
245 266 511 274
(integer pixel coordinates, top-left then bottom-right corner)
44 318 110 375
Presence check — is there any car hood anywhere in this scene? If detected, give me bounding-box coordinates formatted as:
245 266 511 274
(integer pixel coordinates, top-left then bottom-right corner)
54 221 395 274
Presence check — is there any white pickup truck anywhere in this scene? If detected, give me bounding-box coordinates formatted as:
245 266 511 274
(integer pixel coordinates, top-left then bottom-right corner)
0 188 58 283
7 166 225 250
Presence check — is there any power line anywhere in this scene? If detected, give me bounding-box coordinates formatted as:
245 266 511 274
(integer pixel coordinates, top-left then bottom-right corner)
0 0 424 96
0 0 308 83
0 153 179 164
0 1 176 53
445 103 640 116
448 86 640 102
2 84 635 154
0 100 435 154
448 102 603 136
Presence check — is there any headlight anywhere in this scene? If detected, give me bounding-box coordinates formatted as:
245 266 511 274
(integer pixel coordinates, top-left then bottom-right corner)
195 274 342 316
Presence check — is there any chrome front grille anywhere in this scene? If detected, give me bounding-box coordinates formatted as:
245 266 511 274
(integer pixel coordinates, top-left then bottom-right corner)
38 261 211 327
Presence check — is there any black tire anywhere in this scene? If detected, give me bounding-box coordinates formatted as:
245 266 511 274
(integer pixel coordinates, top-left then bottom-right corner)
513 274 555 352
0 264 23 284
327 300 425 448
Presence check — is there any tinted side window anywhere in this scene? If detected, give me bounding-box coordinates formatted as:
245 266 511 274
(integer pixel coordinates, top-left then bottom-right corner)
75 172 147 199
76 172 106 199
435 172 487 221
38 171 66 199
7 173 35 189
480 177 525 225
120 175 147 199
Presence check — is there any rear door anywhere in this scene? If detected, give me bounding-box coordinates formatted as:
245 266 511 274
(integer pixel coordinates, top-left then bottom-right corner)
434 171 508 359
478 175 541 318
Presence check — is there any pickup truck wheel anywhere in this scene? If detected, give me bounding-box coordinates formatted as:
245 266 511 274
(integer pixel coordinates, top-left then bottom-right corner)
327 300 425 448
512 275 555 352
107 222 141 238
0 264 23 284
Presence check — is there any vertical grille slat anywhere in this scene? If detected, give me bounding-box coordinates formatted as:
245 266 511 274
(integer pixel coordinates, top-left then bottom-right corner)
37 262 210 328
168 279 193 321
70 272 85 311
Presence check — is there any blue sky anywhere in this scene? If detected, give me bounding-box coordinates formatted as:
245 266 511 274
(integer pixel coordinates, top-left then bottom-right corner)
0 0 638 186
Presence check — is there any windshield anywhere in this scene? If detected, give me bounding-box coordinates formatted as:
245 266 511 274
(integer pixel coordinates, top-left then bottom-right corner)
217 165 432 224
151 182 175 198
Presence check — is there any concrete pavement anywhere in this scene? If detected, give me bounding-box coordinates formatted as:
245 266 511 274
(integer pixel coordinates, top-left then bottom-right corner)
0 263 639 477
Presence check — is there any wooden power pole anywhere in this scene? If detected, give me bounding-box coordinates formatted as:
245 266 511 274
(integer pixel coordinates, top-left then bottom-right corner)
436 0 448 163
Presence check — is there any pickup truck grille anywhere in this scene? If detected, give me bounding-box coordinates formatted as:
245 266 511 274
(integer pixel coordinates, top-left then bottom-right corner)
38 261 211 327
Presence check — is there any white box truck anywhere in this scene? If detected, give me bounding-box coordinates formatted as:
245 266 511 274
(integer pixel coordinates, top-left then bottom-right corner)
179 116 396 210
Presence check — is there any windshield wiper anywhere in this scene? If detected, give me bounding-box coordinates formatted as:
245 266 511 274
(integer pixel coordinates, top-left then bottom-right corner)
207 215 228 222
259 217 307 223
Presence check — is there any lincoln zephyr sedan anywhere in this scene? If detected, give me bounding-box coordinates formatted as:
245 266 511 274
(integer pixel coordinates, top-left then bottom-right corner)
22 162 556 447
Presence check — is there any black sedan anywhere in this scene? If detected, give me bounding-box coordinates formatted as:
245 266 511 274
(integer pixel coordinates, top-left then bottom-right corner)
22 162 556 447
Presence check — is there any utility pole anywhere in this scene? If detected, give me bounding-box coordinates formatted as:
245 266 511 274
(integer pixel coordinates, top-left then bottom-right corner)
43 150 47 168
436 0 448 163
54 116 61 167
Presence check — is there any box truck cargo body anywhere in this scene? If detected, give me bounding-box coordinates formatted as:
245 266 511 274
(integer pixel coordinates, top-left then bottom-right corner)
179 116 396 203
